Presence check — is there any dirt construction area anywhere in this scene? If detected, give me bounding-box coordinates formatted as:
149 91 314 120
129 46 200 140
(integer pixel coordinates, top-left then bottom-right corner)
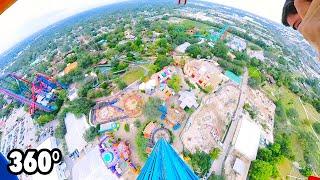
244 88 276 143
181 83 240 153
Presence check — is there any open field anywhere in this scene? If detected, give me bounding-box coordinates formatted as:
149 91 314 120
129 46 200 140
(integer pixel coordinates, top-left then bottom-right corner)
262 84 320 176
277 158 304 180
122 67 145 84
263 84 320 122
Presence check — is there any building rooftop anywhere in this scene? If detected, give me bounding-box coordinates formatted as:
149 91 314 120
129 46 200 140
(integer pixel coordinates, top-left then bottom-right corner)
175 42 191 54
72 146 117 180
234 118 261 161
65 113 89 154
32 137 67 180
178 91 199 109
233 158 246 176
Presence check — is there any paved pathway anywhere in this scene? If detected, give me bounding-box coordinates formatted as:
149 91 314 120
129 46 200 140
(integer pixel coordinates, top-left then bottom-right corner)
207 68 248 178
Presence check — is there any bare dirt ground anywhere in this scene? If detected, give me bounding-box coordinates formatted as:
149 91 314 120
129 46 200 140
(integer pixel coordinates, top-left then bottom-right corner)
244 88 276 143
181 83 240 153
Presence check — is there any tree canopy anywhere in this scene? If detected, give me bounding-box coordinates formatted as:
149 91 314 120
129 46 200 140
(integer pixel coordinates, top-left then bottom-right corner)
68 98 95 117
249 160 274 180
83 126 99 142
167 75 181 93
143 97 163 120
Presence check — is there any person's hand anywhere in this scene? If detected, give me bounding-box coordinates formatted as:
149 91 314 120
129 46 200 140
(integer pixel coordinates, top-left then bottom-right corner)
295 0 320 53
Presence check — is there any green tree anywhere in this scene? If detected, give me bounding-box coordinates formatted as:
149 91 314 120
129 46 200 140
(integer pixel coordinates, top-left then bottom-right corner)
135 123 149 162
257 148 273 162
124 123 130 132
208 175 225 180
300 166 312 177
186 44 202 58
115 78 127 90
68 98 94 117
154 55 173 72
313 122 320 134
203 85 213 94
144 97 163 120
286 108 299 120
275 100 287 122
83 126 99 142
212 41 229 59
167 75 181 93
188 151 212 177
55 121 67 139
249 160 273 180
134 120 142 128
209 148 220 160
37 114 55 126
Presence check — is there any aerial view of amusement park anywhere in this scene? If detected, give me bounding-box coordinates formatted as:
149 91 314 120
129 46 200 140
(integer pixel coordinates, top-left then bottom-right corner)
0 0 320 179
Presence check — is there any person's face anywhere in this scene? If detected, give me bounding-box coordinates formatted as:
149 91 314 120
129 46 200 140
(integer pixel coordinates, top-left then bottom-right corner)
287 13 302 30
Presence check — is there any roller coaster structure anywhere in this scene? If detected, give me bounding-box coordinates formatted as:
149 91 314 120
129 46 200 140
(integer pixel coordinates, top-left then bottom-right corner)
0 73 66 114
194 24 230 43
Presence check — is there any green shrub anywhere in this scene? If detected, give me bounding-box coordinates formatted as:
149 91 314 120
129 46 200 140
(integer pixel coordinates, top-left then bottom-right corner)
83 126 99 142
134 120 142 128
187 151 212 177
124 123 130 132
209 148 220 160
167 75 181 93
312 122 320 134
299 166 312 177
37 114 55 126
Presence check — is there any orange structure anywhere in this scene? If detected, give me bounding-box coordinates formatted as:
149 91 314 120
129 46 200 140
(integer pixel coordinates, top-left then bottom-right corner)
143 122 157 139
122 93 144 117
63 62 78 74
0 0 16 14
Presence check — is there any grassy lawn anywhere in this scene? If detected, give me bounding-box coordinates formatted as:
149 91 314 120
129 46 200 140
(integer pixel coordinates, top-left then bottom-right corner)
248 66 261 79
262 84 320 122
182 19 210 31
122 67 145 84
262 84 320 175
277 158 304 179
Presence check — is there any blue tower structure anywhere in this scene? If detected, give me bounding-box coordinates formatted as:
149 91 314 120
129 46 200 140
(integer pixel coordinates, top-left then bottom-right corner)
138 138 199 180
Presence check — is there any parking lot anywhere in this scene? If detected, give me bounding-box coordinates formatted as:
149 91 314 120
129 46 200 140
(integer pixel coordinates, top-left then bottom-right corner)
0 108 37 155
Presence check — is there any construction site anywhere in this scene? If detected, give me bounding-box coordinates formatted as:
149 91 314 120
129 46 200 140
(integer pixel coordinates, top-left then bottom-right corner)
181 83 241 153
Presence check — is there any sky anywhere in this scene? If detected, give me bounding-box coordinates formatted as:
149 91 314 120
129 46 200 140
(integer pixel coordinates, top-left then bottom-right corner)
0 0 286 54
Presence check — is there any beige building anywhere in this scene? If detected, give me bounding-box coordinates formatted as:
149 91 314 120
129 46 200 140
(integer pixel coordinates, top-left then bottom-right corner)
184 60 224 90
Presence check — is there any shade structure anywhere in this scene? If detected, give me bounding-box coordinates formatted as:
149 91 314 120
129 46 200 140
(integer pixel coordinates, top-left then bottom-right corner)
138 138 199 180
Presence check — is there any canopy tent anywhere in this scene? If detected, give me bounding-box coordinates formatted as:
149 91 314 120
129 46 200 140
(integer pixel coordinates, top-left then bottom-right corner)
138 138 198 180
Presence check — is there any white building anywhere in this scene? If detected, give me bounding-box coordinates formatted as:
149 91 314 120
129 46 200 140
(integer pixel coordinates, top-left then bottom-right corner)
229 118 261 179
65 113 90 155
175 42 191 54
32 137 69 180
247 49 265 61
72 146 117 180
227 36 247 51
178 91 199 109
234 118 261 161
139 79 157 93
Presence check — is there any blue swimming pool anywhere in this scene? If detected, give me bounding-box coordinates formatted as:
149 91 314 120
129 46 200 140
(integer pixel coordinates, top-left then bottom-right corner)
225 70 242 85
